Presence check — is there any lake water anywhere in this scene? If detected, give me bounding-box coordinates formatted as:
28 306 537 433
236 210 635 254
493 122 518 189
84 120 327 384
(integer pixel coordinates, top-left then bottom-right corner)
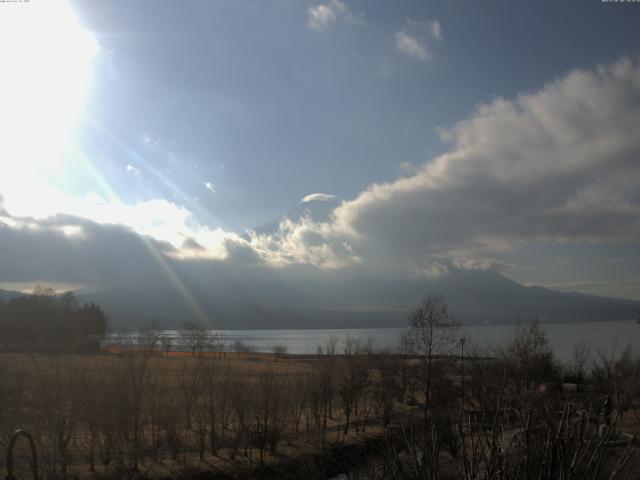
111 320 640 363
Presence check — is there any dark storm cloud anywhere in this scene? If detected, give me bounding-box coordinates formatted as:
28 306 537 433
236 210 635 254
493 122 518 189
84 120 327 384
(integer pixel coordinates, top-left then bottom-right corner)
0 213 173 290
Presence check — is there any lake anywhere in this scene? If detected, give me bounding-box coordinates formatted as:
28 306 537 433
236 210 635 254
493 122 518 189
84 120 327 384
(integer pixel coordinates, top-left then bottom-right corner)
110 320 640 363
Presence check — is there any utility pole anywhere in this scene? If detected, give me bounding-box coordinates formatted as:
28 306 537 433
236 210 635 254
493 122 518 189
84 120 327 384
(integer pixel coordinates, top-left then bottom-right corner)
460 337 466 402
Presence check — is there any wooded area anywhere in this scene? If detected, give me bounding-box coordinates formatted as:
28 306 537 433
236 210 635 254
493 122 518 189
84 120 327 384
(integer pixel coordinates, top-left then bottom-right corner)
0 289 108 352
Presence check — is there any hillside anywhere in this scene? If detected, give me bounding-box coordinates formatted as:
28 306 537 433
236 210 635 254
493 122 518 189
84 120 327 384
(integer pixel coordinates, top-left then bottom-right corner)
77 268 639 330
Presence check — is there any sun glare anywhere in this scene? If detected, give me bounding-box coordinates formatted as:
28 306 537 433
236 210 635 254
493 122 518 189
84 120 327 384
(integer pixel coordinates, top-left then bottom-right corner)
0 0 98 185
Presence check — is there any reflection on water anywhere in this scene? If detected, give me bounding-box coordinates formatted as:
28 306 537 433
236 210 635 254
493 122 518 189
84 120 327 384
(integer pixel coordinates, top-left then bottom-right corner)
105 320 640 362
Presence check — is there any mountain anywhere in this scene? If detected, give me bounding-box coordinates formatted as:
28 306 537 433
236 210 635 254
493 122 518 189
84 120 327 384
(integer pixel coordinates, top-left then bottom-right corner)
76 267 640 331
2 192 638 330
431 268 639 325
72 195 639 330
0 288 26 303
244 193 339 239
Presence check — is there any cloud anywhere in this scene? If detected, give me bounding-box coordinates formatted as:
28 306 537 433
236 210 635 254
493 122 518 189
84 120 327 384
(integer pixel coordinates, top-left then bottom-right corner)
1 57 639 330
396 18 443 62
307 0 360 31
302 193 337 203
1 209 633 329
406 18 443 42
0 183 235 259
246 57 640 274
543 277 640 301
182 237 205 251
246 215 358 269
125 164 141 175
429 20 443 42
141 133 160 149
204 181 216 194
0 207 432 328
325 57 640 266
1 57 639 318
399 161 417 175
0 212 173 290
395 31 429 61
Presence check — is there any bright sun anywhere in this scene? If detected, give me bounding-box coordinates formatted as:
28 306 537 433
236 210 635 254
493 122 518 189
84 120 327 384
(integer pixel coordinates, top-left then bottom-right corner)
0 0 98 183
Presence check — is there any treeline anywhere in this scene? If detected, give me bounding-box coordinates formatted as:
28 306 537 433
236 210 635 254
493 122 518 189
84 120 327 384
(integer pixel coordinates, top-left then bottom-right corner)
0 288 108 352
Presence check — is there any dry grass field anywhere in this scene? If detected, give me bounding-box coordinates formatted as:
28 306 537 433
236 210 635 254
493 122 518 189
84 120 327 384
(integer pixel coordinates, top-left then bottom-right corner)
0 350 395 479
1 339 640 480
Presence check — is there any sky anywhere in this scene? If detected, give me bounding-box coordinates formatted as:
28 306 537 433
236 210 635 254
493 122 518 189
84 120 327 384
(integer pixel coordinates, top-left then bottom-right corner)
0 0 639 305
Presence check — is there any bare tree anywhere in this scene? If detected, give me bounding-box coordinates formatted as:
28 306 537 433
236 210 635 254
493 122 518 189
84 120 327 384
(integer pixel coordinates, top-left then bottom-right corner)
177 360 203 460
569 339 591 387
373 350 401 428
158 388 182 461
254 368 288 461
337 336 372 435
120 350 151 471
139 322 162 353
271 343 288 358
592 344 640 421
211 331 226 358
144 359 167 463
229 376 253 462
287 372 307 436
160 334 174 356
231 340 256 353
0 355 24 457
32 284 56 297
74 361 102 472
200 360 233 455
305 353 336 446
33 356 77 478
456 402 639 480
181 321 208 356
316 335 339 355
497 319 559 397
401 294 458 416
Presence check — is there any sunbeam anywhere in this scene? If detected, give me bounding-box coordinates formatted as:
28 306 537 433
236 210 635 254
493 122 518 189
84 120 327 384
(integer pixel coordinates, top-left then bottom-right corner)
72 144 213 326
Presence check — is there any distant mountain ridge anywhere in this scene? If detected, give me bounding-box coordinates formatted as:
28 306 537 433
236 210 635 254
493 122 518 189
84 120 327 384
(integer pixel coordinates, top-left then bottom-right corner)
74 267 639 331
2 274 637 331
3 194 638 331
0 288 26 303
